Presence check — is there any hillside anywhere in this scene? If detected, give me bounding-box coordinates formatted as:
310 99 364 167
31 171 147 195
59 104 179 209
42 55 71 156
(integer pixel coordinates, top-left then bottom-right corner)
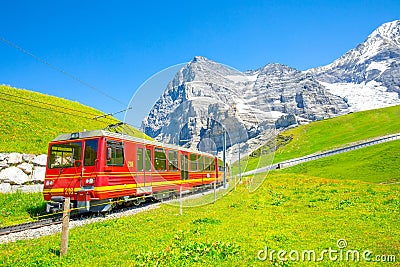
1 173 398 265
0 85 148 154
1 99 399 265
241 104 400 172
279 139 400 183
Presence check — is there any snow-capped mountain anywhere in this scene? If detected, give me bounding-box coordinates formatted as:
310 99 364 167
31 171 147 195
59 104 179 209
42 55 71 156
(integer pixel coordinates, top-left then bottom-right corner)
142 20 400 158
308 20 400 111
142 57 348 157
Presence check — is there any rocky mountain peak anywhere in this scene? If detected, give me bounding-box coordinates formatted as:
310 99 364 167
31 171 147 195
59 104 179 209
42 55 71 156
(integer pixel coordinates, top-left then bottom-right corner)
308 20 400 99
142 20 400 159
142 56 349 158
370 20 400 46
260 63 297 74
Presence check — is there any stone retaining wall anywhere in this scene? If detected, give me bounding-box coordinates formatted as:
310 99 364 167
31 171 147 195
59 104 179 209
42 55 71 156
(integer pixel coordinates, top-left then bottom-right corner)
0 153 46 193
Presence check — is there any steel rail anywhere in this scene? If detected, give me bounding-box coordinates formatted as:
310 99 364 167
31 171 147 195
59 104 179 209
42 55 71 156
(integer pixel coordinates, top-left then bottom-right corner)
0 183 224 237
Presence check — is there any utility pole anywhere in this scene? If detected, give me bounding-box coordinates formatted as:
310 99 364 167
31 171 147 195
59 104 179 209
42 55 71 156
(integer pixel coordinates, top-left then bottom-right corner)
214 180 216 203
238 141 241 183
223 129 227 188
179 185 183 215
60 197 70 257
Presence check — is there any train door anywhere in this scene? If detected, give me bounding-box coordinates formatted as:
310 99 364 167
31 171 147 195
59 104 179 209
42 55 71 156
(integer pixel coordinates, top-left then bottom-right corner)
136 145 145 187
180 152 189 181
136 145 152 194
82 139 98 184
145 146 152 186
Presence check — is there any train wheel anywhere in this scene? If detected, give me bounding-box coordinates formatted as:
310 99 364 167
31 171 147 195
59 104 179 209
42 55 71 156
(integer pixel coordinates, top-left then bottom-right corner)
133 198 141 206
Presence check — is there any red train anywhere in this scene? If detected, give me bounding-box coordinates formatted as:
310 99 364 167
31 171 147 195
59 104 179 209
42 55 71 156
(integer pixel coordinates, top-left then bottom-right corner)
43 130 223 213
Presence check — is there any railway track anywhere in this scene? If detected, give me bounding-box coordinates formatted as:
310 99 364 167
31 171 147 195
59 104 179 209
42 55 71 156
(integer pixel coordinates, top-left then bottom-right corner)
0 202 156 238
0 200 156 237
0 184 223 239
0 217 62 236
242 132 400 175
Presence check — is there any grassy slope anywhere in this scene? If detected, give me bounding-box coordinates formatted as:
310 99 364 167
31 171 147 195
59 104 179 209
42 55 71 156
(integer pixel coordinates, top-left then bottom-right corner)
1 140 399 265
0 85 149 154
0 191 45 227
1 94 399 265
280 139 400 183
0 174 398 266
241 105 400 172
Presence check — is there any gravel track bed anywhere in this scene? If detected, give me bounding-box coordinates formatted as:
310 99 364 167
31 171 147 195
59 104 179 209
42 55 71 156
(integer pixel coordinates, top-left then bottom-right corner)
0 203 160 244
0 186 228 244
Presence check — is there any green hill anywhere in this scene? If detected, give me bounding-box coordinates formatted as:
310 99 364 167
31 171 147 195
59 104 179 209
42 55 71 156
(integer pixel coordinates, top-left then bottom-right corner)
1 97 399 265
1 173 398 266
0 85 149 154
241 105 400 172
279 139 400 183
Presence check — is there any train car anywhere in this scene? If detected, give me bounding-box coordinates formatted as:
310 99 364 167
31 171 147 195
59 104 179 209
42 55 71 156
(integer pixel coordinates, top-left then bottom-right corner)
43 130 222 213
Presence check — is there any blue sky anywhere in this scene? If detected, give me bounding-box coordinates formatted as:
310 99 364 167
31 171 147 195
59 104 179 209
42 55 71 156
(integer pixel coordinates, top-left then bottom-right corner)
1 0 399 126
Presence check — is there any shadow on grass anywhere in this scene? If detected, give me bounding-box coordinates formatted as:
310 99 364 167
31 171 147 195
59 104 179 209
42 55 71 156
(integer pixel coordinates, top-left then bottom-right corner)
48 248 60 257
27 202 47 218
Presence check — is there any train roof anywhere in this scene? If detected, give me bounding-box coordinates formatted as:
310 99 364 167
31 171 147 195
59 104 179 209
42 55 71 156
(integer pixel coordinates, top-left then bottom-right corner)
51 130 217 158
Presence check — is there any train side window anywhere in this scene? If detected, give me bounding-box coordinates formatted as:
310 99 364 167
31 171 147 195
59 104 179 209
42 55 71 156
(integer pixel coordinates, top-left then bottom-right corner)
198 156 205 171
206 157 212 171
218 159 223 171
211 158 216 171
106 141 124 166
190 154 197 171
145 148 152 171
137 148 144 171
84 139 98 166
168 150 178 171
154 148 166 171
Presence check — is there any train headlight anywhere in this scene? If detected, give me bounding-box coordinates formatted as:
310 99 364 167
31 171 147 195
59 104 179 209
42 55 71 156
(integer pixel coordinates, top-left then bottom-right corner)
85 178 94 185
70 132 80 139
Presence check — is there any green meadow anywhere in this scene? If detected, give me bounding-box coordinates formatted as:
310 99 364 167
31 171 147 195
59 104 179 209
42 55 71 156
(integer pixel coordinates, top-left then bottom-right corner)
280 139 400 184
239 105 400 172
0 88 398 266
0 172 398 266
0 85 148 154
1 138 399 266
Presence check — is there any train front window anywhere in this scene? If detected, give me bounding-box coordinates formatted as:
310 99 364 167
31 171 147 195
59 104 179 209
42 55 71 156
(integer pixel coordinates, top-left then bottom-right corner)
49 142 82 168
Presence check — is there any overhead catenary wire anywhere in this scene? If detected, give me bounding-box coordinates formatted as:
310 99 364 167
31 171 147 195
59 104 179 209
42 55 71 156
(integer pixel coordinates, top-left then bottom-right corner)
93 106 132 120
0 36 127 107
0 37 142 131
1 91 101 117
0 96 114 122
0 93 141 134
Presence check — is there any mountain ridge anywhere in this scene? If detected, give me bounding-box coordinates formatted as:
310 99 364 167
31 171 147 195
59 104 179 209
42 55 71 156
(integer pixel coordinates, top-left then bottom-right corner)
142 20 400 157
308 20 400 94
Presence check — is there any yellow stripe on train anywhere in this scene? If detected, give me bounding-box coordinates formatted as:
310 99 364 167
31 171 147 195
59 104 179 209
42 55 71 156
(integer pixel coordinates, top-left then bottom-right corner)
43 177 222 194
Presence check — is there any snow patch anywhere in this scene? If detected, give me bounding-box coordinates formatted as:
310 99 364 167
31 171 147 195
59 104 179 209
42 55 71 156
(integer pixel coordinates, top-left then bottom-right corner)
267 111 286 119
245 72 259 82
225 75 252 83
320 81 400 112
366 61 389 73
